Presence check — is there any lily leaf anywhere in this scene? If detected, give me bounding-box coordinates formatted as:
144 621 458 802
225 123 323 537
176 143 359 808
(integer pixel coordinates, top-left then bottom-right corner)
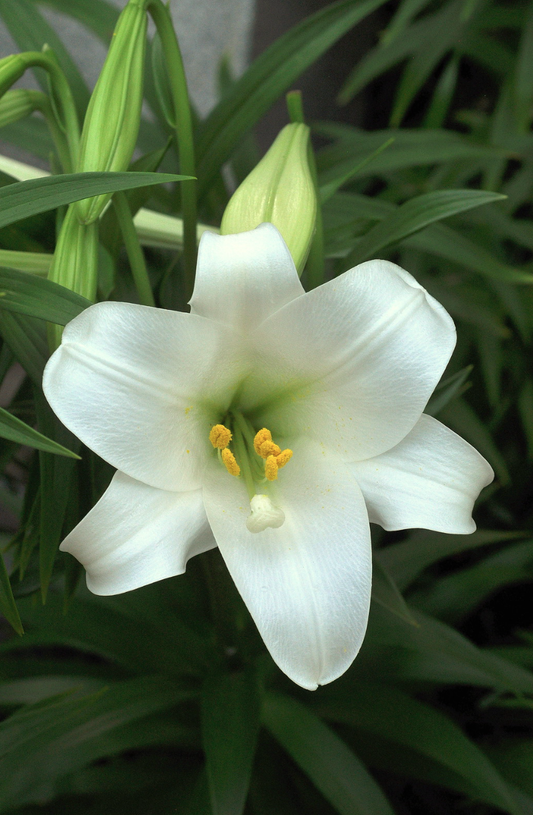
371 556 418 626
0 405 79 457
0 266 90 324
196 0 390 198
202 671 261 815
0 171 193 230
263 693 395 815
343 189 507 267
0 548 23 636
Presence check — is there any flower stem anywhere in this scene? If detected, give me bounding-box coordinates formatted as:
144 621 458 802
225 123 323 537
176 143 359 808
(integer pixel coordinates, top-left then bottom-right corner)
113 191 155 307
147 0 197 301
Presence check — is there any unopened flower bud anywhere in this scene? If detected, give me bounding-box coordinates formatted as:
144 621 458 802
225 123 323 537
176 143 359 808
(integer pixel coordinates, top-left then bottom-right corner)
221 123 317 273
0 54 27 98
0 89 38 128
75 0 147 224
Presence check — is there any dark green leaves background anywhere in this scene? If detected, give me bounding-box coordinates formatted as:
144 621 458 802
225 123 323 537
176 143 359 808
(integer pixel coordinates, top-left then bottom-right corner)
0 0 532 813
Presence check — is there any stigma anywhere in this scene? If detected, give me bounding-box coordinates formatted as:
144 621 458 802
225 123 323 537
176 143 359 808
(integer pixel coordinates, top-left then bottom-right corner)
209 421 293 532
246 494 285 533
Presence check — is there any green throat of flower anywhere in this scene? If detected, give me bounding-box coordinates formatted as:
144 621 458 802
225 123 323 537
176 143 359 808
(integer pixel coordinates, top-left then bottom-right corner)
209 412 293 534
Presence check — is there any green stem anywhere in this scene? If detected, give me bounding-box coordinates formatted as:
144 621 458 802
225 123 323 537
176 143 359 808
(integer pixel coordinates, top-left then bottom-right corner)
113 191 155 307
31 52 80 169
32 91 72 173
147 0 197 301
304 138 324 290
286 90 305 123
201 548 239 661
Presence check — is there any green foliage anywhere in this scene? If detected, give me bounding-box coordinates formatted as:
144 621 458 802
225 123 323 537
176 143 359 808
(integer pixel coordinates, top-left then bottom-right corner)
0 0 531 813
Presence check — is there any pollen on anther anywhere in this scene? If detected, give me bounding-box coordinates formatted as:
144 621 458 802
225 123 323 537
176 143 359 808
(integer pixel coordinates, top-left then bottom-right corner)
276 449 293 469
259 439 281 459
209 424 232 449
265 455 278 481
253 428 272 455
221 448 240 476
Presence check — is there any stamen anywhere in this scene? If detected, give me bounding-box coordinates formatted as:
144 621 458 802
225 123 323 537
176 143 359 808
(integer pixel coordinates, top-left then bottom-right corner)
265 455 278 481
253 428 272 455
246 494 285 533
259 439 281 458
209 424 232 449
221 448 240 476
276 449 293 469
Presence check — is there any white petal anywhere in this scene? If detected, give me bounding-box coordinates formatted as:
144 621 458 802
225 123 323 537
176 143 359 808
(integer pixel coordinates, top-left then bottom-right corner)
244 259 456 461
351 414 494 533
202 437 372 690
189 224 304 334
60 470 216 595
43 301 244 491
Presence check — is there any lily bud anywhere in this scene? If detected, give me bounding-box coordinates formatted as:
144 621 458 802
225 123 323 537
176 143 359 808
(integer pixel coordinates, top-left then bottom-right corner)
0 54 27 97
75 0 147 224
47 206 99 348
221 123 317 273
0 89 38 129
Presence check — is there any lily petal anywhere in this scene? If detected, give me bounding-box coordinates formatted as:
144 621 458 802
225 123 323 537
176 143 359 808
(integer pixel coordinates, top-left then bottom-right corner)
43 301 243 491
351 414 494 533
202 437 372 690
189 224 304 334
245 259 455 462
60 470 215 595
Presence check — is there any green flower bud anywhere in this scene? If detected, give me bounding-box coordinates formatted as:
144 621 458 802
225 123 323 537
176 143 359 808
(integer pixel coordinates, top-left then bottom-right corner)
0 54 27 97
221 123 317 273
0 89 38 128
47 206 99 349
75 0 148 224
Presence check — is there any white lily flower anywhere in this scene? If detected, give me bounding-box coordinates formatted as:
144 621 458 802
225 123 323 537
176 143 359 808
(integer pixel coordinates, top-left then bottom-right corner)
42 224 493 690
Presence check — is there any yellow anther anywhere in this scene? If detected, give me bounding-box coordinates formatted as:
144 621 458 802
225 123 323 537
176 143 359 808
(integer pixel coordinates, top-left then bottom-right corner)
221 448 240 476
265 455 278 481
276 449 293 469
254 428 272 455
259 439 281 459
209 424 232 449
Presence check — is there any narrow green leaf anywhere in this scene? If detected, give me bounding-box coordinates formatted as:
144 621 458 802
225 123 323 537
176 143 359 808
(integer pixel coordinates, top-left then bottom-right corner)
412 539 533 624
440 397 509 484
371 557 418 626
0 549 23 635
343 190 506 268
514 1 533 130
35 0 118 40
377 529 524 591
196 0 390 197
390 1 463 126
319 138 394 203
0 405 79 457
0 266 90 324
405 222 533 284
426 365 473 416
8 589 213 678
338 12 435 104
33 389 79 600
0 677 191 811
316 125 507 179
316 683 524 815
0 310 48 385
263 693 395 815
0 171 193 230
202 671 261 815
366 605 533 694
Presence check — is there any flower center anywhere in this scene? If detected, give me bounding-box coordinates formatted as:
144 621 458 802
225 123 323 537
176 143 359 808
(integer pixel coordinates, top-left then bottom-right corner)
209 415 293 533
